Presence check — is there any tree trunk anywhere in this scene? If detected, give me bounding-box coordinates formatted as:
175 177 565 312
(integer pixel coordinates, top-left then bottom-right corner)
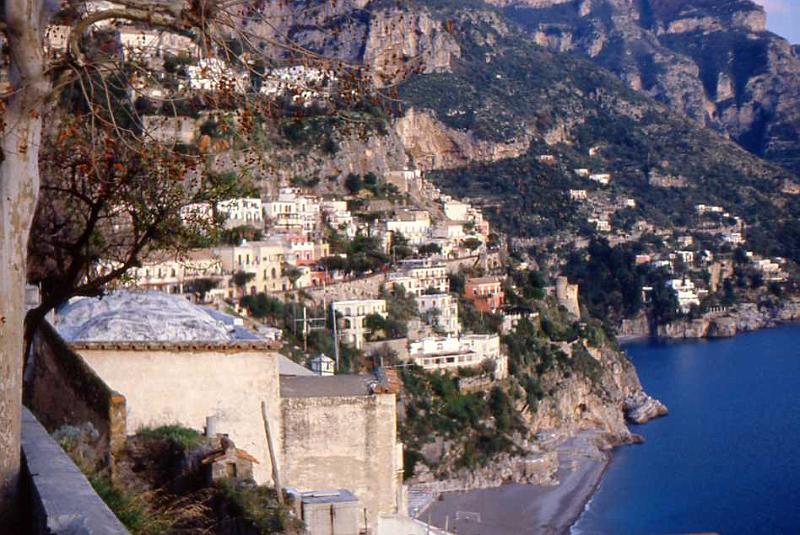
0 0 49 522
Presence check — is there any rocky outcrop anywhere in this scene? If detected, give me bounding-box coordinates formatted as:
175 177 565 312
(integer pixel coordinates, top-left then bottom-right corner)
363 10 461 86
657 300 800 339
498 0 800 173
619 311 651 338
395 108 532 170
624 391 668 424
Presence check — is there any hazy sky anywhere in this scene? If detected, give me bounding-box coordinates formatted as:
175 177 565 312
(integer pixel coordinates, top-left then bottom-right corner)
754 0 800 43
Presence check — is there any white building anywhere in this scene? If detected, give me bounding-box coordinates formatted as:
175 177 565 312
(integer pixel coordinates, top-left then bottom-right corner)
386 210 431 245
264 188 321 236
118 28 199 61
569 189 588 201
217 198 264 229
574 168 590 177
415 293 460 336
695 204 725 215
184 58 248 93
321 200 356 238
407 334 507 379
310 354 336 376
260 66 334 105
388 258 449 296
588 173 611 185
722 232 745 245
442 200 470 222
667 278 700 313
332 299 387 350
588 218 611 232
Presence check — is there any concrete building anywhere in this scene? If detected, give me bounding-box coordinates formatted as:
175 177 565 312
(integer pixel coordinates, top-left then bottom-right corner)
386 210 431 245
416 293 460 336
442 200 470 222
569 189 588 201
217 198 264 229
332 299 388 350
127 250 225 296
406 334 507 379
667 278 700 313
298 490 362 535
280 375 405 534
588 173 611 185
183 58 248 93
321 200 356 238
49 291 410 534
385 168 422 194
310 354 336 376
265 188 321 237
53 292 282 485
464 276 504 313
118 28 199 60
388 258 449 297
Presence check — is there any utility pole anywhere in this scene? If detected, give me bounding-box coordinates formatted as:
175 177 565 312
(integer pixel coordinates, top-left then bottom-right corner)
260 400 283 504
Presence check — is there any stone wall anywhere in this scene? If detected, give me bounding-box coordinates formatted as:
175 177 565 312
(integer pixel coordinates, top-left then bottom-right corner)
301 272 388 306
281 394 401 532
25 323 127 467
555 276 581 318
21 408 128 534
73 344 281 485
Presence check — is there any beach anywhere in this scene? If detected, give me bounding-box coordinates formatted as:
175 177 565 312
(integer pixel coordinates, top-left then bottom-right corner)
420 431 611 534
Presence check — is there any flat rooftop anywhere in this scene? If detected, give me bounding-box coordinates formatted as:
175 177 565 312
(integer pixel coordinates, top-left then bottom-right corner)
280 375 375 398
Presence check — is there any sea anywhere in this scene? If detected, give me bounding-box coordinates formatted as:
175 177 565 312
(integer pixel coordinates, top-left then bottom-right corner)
572 325 800 535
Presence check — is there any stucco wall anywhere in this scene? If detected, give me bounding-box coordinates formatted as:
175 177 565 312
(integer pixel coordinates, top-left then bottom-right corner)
76 347 281 485
26 323 127 467
281 394 400 531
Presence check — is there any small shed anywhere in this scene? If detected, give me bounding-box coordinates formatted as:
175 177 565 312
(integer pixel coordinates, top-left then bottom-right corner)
310 354 335 376
201 440 259 484
300 489 362 535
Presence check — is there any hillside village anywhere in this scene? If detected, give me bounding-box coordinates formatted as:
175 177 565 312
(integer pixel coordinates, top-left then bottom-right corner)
13 7 800 535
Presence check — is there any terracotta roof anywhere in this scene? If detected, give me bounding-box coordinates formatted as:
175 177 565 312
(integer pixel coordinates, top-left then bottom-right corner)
70 340 281 352
201 447 259 465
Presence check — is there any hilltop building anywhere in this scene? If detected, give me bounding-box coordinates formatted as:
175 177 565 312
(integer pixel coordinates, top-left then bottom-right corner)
464 276 505 313
332 299 388 350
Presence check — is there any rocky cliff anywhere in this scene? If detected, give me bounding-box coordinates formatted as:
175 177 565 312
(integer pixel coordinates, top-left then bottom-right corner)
658 299 800 338
496 0 800 173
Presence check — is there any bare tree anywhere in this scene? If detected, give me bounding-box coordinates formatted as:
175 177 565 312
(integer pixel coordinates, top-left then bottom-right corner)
0 0 391 520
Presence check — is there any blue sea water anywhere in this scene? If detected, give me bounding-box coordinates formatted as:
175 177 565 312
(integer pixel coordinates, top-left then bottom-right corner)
572 325 800 535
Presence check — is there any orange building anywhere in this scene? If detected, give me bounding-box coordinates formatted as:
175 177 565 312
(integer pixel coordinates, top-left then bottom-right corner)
464 276 505 312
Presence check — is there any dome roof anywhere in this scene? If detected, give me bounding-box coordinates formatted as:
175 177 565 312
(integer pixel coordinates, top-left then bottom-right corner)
55 291 241 342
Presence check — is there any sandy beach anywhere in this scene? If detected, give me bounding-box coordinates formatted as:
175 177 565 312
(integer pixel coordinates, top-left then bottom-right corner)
420 432 610 535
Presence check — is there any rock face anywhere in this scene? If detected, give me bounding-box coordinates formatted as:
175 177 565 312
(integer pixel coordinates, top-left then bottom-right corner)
395 108 532 170
624 391 668 424
656 299 800 339
526 342 660 445
498 0 800 173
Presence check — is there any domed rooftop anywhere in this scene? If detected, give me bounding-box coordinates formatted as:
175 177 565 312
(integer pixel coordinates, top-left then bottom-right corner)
55 291 253 343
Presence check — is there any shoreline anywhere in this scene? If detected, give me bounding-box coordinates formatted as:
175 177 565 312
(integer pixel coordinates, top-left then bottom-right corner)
418 432 613 535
